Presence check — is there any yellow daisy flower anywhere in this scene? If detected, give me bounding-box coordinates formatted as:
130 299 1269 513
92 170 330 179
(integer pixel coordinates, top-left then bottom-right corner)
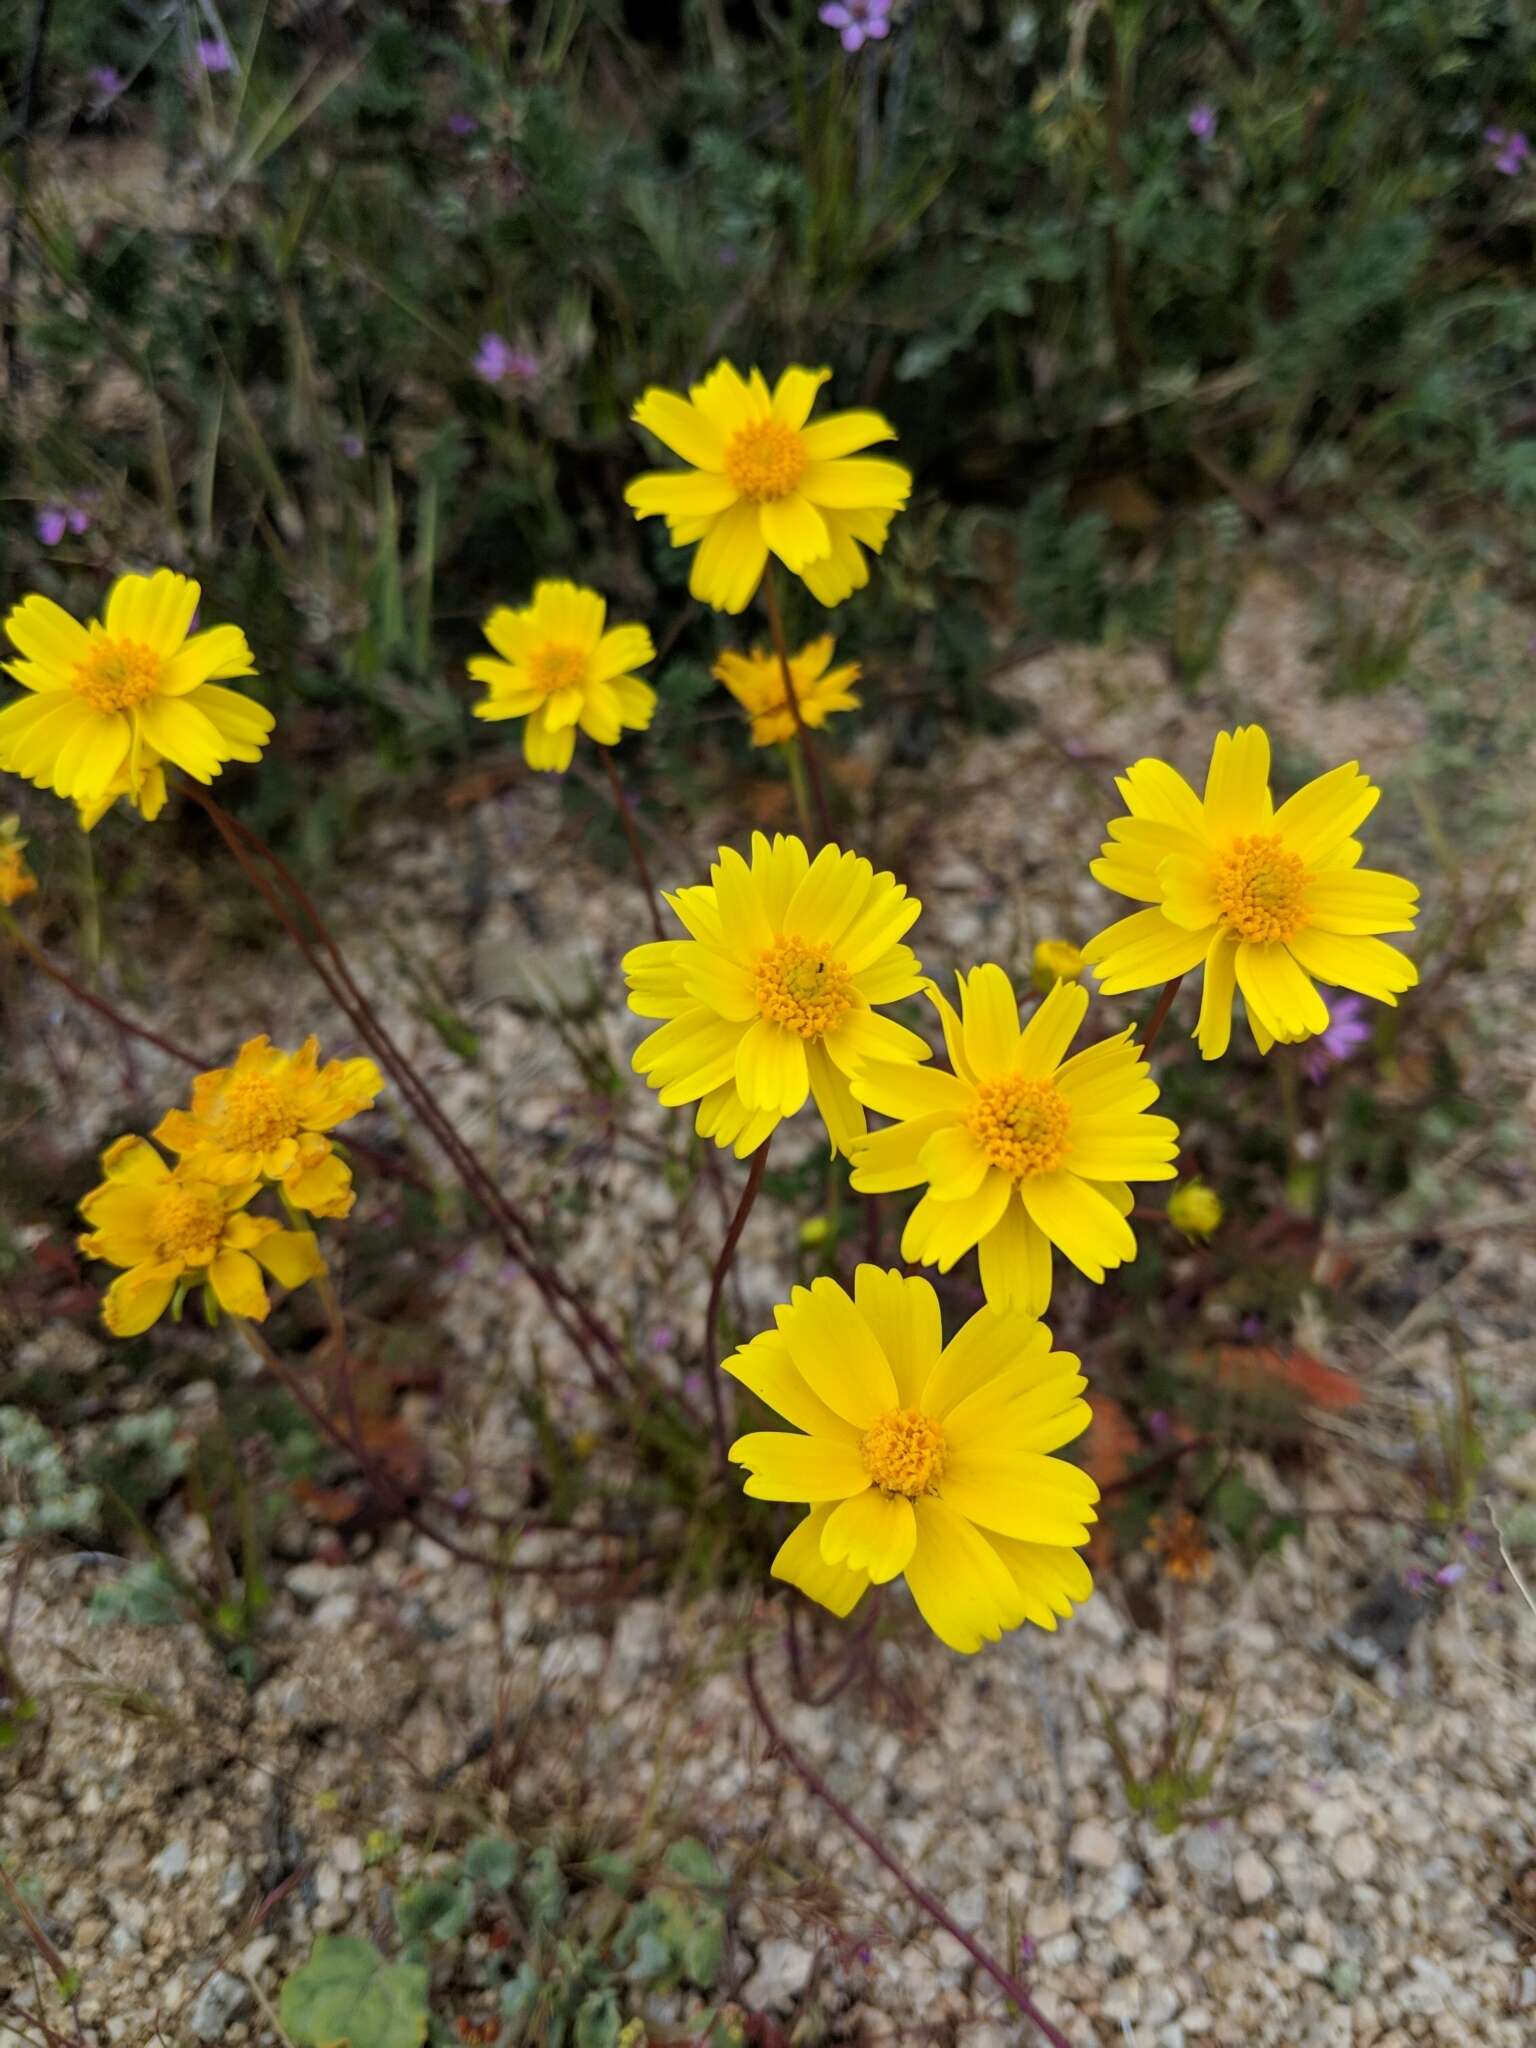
154 1035 383 1219
849 969 1179 1315
1081 724 1419 1058
713 634 862 747
623 831 928 1159
468 580 656 773
0 569 272 821
624 361 911 613
0 816 37 906
78 1136 323 1337
727 1266 1097 1653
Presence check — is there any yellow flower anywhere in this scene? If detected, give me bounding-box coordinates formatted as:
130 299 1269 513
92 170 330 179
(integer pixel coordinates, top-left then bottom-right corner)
78 1136 323 1337
713 635 862 747
76 746 168 832
849 969 1179 1316
154 1034 383 1218
625 361 911 613
1082 725 1419 1059
0 570 272 823
1167 1181 1223 1239
624 831 928 1159
1031 938 1085 995
469 580 656 773
0 816 37 906
727 1266 1096 1652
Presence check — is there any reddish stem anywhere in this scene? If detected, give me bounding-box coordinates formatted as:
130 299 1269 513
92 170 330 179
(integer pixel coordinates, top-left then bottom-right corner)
744 1649 1073 2046
702 1138 770 1467
1138 975 1184 1057
600 744 666 943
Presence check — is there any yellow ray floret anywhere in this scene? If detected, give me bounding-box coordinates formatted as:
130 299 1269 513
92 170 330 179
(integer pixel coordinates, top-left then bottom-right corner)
469 579 656 774
77 1135 323 1337
849 968 1179 1317
0 569 271 825
154 1035 384 1217
625 361 911 613
623 830 929 1159
1080 723 1419 1059
727 1265 1097 1653
713 634 862 747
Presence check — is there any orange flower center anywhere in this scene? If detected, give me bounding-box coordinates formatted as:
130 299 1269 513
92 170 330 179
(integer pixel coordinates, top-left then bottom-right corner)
968 1075 1073 1181
723 418 806 502
526 642 590 697
219 1072 299 1154
861 1408 946 1497
753 936 853 1039
1212 834 1308 943
71 638 163 714
150 1183 228 1266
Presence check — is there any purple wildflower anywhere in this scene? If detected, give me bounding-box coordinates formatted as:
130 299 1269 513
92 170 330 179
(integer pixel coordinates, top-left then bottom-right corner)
1303 994 1373 1083
196 37 233 75
35 506 68 547
1487 126 1530 176
1434 1562 1466 1588
1145 1409 1171 1441
446 112 478 137
447 1486 474 1514
67 504 92 535
1188 103 1217 140
339 431 365 460
649 1326 676 1353
473 333 540 387
89 66 125 99
1403 1567 1428 1594
819 0 891 54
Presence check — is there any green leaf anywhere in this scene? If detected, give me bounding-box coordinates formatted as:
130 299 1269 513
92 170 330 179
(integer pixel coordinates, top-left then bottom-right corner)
573 1989 623 2048
396 1876 473 1944
279 1937 429 2048
462 1837 519 1890
660 1838 721 1891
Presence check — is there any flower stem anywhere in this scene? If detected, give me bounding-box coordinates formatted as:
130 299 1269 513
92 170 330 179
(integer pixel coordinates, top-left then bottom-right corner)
1138 974 1184 1057
702 1137 770 1468
180 783 630 1400
761 561 833 849
744 1648 1074 2047
599 744 666 943
0 910 202 1068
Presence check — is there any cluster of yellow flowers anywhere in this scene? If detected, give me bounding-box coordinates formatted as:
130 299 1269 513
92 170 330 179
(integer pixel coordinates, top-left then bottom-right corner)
0 356 1423 1655
77 1036 382 1337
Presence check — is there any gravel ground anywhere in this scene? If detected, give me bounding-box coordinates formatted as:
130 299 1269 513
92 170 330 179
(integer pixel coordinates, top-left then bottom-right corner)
3 560 1534 2046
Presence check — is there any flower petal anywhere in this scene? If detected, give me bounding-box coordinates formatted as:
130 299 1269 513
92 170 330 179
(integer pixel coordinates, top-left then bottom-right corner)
851 1265 943 1408
774 1276 899 1427
729 1431 870 1501
772 1506 869 1618
904 1498 1024 1653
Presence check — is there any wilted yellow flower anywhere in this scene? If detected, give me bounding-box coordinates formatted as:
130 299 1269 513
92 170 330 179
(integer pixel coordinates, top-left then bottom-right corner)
0 570 271 823
78 1136 323 1337
1082 725 1418 1059
713 635 861 747
1167 1181 1223 1239
727 1266 1096 1652
1031 938 1085 994
624 832 927 1158
469 580 656 773
0 816 37 906
850 970 1179 1316
154 1034 382 1218
1145 1507 1213 1582
625 361 911 612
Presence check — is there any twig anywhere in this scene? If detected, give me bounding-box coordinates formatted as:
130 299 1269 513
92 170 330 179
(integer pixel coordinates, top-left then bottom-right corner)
702 1139 770 1467
1489 1501 1536 1624
599 744 666 942
2 916 202 1068
744 1649 1073 2045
